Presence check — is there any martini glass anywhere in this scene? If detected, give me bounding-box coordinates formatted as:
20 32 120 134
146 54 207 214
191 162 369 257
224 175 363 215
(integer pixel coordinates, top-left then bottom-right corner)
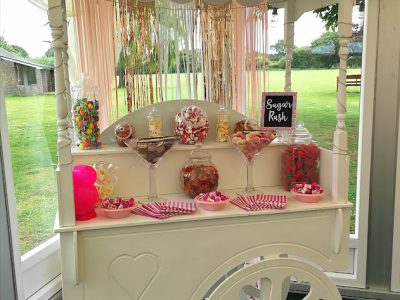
125 136 180 201
229 131 275 193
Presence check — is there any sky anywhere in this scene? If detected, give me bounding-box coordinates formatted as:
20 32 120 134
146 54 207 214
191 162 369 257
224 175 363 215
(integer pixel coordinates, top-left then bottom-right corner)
0 0 51 57
0 0 328 58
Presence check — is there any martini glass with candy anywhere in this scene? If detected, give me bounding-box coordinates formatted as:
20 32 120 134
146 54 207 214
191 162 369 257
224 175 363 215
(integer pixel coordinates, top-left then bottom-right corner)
125 136 180 201
229 131 275 193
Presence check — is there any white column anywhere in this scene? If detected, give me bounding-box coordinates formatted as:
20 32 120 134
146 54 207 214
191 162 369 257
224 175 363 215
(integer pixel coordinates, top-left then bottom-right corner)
62 0 71 115
284 0 295 92
48 0 75 227
332 0 352 204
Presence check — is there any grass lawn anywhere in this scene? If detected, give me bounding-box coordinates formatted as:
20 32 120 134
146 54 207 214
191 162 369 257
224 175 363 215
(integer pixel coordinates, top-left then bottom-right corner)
5 94 58 254
5 68 360 253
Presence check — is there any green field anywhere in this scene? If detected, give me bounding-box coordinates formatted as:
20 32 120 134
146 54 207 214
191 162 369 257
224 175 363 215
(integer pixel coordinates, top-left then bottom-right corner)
5 69 360 253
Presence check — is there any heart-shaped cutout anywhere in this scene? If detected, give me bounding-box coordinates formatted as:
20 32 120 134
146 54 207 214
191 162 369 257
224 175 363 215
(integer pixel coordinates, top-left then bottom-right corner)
109 253 159 299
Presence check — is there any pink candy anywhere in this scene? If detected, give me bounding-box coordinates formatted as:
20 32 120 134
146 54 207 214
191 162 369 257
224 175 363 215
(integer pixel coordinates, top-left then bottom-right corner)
292 182 323 194
195 191 228 203
101 197 135 209
175 106 210 144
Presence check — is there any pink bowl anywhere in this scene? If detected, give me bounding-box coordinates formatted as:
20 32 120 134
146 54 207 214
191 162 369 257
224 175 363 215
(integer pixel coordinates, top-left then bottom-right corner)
102 207 133 219
290 189 325 203
194 198 229 211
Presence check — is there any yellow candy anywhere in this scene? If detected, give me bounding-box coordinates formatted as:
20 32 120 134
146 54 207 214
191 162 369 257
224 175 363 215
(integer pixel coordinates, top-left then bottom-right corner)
75 116 80 122
79 144 84 150
216 118 229 142
87 128 93 135
89 123 94 129
88 103 93 109
149 120 162 137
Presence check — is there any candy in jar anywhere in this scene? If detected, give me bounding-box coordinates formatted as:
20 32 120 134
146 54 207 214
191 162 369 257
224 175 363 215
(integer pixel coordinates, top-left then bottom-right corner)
281 122 320 191
234 118 258 133
229 131 275 162
216 106 230 142
93 161 118 202
147 107 162 137
180 143 219 198
72 73 101 150
114 122 135 147
175 105 210 144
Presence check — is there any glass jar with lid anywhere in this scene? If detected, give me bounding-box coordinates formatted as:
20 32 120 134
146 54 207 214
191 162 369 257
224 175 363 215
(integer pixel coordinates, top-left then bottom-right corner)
281 121 320 191
72 73 101 150
147 107 162 137
180 143 219 198
216 106 229 142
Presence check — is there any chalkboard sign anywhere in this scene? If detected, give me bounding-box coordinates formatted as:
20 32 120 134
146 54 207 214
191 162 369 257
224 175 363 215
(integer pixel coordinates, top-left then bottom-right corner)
260 92 297 130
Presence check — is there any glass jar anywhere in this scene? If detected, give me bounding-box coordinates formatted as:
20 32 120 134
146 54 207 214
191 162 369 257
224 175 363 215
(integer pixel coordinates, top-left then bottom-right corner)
180 143 219 198
147 107 162 137
72 73 101 150
281 121 320 191
175 105 210 144
216 106 230 142
114 122 134 147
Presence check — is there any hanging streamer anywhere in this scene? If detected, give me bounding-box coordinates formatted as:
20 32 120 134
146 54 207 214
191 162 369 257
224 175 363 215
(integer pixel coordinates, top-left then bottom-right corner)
72 0 269 125
72 0 118 129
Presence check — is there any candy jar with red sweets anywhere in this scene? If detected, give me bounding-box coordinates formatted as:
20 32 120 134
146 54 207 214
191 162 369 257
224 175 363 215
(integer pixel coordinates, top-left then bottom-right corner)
175 106 210 144
281 121 320 191
180 143 219 198
72 73 101 150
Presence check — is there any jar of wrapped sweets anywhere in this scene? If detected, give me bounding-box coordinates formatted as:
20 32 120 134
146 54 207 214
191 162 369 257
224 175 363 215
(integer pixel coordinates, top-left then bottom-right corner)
175 105 209 144
281 121 320 191
216 106 229 142
147 107 162 137
72 73 101 150
114 122 134 147
180 143 219 198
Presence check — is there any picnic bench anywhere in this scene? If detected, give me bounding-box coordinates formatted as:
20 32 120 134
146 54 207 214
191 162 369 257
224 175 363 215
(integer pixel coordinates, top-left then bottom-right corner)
337 74 362 90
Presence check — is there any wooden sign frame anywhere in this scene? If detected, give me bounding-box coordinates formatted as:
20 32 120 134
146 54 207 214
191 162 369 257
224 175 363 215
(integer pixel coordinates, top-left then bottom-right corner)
260 92 297 131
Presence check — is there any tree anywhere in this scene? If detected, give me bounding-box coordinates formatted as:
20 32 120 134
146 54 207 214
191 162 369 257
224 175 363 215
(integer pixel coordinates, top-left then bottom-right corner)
310 32 339 68
313 0 365 30
9 45 29 58
270 39 285 56
0 35 29 58
45 47 54 57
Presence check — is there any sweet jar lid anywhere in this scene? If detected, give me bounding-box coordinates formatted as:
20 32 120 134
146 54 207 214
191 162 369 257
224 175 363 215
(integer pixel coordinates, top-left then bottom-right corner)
290 121 312 143
72 73 97 92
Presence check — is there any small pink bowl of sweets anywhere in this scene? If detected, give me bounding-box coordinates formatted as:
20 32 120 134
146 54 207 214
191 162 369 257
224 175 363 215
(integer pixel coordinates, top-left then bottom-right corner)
291 183 325 203
101 197 135 219
194 191 229 211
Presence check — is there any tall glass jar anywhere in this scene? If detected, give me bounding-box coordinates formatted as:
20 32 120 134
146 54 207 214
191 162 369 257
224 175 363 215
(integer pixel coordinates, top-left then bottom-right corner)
72 74 101 150
216 106 229 142
180 143 219 198
281 122 320 191
147 107 162 137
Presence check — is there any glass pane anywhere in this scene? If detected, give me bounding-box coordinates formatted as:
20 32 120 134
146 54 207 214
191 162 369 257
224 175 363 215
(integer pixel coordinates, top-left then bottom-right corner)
5 94 57 254
1 0 55 255
267 9 363 234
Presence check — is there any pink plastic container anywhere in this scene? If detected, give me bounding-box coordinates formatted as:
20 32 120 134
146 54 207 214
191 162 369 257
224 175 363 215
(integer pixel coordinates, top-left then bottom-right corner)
194 198 229 211
102 207 133 219
290 189 325 203
73 165 99 221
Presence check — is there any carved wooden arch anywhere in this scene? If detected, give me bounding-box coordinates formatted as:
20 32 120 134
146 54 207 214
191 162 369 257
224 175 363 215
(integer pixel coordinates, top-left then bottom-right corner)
191 242 341 299
208 257 341 300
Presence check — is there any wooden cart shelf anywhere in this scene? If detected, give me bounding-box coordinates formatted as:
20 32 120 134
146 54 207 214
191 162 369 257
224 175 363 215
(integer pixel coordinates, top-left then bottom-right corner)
54 187 351 233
